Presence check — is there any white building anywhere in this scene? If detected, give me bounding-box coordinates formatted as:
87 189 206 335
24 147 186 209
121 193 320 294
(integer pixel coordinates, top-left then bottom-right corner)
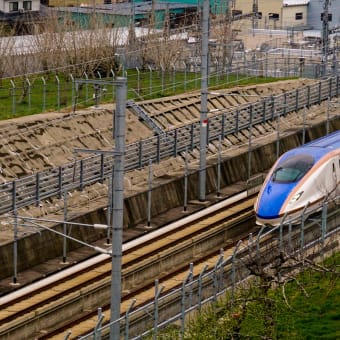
233 0 340 30
0 0 40 14
307 0 340 30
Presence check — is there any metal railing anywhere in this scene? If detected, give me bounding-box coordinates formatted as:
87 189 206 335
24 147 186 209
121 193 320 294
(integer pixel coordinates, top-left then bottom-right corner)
0 76 339 215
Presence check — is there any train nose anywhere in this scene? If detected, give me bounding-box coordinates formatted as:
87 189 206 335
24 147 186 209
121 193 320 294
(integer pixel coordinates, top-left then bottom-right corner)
256 184 286 219
257 199 280 219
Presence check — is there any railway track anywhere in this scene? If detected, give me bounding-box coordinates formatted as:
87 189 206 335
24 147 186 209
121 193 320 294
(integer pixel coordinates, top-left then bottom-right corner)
37 205 340 340
0 191 257 339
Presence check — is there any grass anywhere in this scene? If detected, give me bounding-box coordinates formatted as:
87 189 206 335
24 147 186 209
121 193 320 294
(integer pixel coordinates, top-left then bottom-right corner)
155 253 339 339
0 70 295 120
276 254 340 339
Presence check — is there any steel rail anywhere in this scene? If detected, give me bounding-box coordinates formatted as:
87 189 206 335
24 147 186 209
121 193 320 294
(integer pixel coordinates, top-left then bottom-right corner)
0 194 256 339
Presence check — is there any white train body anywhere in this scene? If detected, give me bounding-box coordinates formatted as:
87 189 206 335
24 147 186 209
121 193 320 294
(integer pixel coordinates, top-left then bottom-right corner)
254 131 340 226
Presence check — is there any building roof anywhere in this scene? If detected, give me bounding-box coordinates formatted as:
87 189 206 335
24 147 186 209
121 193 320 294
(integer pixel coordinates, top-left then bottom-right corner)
283 0 310 6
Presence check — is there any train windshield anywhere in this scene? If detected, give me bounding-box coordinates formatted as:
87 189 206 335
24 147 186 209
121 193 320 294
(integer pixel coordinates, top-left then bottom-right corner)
272 154 314 183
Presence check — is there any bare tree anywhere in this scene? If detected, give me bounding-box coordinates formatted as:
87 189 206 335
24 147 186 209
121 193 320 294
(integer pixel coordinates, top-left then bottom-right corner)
210 9 240 71
0 26 16 82
226 233 339 339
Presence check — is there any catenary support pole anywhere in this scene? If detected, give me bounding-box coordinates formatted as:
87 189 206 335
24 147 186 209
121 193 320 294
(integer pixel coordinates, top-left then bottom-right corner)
110 77 127 340
199 0 209 201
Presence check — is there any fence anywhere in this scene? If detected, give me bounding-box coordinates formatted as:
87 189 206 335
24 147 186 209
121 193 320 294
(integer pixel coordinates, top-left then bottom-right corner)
77 199 340 339
0 76 339 215
1 50 338 118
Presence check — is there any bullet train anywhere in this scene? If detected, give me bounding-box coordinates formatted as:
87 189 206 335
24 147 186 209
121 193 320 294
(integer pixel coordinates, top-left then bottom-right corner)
254 131 340 226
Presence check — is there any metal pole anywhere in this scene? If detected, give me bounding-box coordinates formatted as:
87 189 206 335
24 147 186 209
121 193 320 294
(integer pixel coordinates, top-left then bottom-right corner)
110 77 127 340
198 264 208 310
326 97 330 134
56 75 60 111
13 211 18 284
148 66 152 96
188 262 194 308
217 135 221 197
153 279 164 339
84 72 89 101
94 308 104 340
199 0 209 201
172 64 176 92
248 233 253 253
302 106 306 145
124 299 136 340
180 263 193 338
70 74 74 108
10 80 16 115
62 190 68 263
106 173 113 245
161 65 165 93
183 61 187 91
231 240 243 309
300 202 310 249
256 225 265 255
184 147 188 212
214 250 224 297
321 202 327 259
147 159 152 227
322 0 330 77
42 76 46 112
288 221 292 254
247 105 253 179
26 78 31 111
276 110 280 160
64 330 72 340
332 52 338 76
136 67 140 95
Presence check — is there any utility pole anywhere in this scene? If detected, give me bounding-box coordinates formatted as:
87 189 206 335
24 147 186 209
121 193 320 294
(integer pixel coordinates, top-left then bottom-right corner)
110 77 127 340
222 0 232 71
129 0 136 44
151 0 156 29
74 77 127 340
322 0 331 77
252 0 259 34
199 0 209 201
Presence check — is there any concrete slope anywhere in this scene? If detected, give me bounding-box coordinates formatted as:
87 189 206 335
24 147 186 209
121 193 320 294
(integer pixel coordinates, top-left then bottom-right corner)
0 78 316 183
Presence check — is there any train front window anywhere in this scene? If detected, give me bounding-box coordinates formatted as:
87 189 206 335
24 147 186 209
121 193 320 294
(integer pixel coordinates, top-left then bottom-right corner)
272 154 314 183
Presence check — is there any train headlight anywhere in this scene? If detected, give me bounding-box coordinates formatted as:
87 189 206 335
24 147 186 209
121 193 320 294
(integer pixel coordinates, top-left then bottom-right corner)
290 191 304 203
